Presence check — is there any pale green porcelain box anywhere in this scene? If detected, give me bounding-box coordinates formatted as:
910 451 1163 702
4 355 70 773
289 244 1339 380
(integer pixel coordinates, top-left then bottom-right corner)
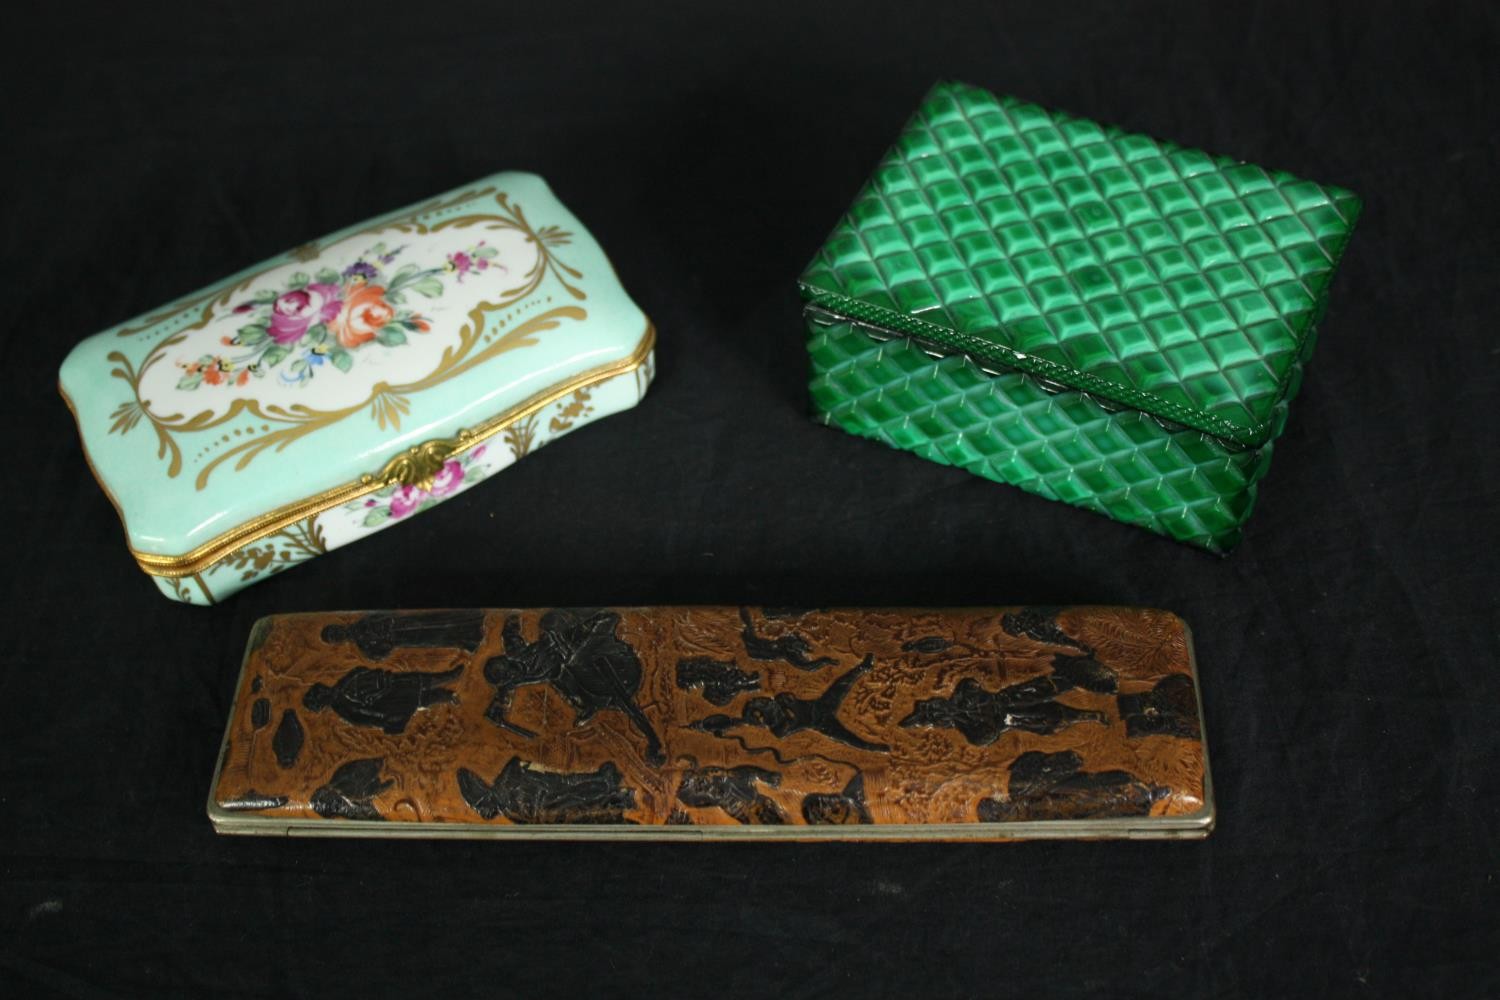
60 172 655 604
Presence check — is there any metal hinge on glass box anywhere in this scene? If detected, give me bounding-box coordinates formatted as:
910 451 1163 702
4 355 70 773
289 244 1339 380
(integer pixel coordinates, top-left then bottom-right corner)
60 173 656 604
799 80 1361 553
805 304 1191 429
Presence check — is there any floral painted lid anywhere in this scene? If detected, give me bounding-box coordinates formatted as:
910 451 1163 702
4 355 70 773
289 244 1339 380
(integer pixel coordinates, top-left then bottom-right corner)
61 172 655 603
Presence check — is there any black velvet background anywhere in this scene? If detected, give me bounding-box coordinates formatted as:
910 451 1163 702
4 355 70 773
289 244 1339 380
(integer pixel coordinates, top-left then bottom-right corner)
3 1 1497 995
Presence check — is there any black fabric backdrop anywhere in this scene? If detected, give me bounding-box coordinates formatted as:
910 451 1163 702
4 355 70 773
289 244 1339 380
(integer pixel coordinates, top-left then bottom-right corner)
3 1 1497 995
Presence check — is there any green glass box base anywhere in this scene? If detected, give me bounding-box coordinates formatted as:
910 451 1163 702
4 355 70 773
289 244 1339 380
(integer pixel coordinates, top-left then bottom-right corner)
798 81 1358 552
806 309 1283 553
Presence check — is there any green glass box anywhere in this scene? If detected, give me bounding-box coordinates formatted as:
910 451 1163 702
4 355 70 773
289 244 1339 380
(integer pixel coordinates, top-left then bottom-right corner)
799 81 1360 552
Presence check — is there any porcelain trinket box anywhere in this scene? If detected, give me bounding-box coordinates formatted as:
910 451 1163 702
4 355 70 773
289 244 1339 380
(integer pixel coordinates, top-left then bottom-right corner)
801 82 1360 551
60 173 655 603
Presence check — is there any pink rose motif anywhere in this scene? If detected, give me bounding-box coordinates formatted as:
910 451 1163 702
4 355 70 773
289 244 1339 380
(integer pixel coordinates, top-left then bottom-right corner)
447 252 472 281
428 459 465 497
269 282 343 344
388 485 426 519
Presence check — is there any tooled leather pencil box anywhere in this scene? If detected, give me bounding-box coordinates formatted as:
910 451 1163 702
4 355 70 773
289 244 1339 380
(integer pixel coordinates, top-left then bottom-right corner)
59 172 655 604
209 606 1214 841
800 81 1360 552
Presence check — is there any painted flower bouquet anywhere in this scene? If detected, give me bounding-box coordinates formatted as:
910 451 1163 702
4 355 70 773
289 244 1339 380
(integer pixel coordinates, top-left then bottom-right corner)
177 241 501 389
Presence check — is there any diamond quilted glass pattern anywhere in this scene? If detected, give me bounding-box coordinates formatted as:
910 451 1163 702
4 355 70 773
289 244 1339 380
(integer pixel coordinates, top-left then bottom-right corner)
801 81 1359 449
806 313 1276 552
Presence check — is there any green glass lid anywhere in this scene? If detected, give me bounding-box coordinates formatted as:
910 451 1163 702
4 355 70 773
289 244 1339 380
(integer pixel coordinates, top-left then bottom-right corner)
800 81 1361 449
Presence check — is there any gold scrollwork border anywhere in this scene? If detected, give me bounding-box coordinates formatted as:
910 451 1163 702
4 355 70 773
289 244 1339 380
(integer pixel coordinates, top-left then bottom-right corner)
112 186 496 339
109 321 654 579
107 188 586 491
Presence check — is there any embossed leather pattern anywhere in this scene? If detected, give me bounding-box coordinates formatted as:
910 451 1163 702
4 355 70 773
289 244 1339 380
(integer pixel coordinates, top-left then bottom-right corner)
210 607 1211 840
799 81 1357 550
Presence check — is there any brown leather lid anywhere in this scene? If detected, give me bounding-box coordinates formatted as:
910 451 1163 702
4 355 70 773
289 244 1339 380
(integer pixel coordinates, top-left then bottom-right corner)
209 606 1212 841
